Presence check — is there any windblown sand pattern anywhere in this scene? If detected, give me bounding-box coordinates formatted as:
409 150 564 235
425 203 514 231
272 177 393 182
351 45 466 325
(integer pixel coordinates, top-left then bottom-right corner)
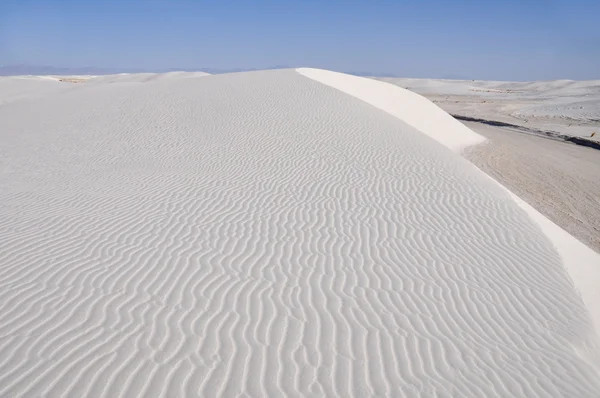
1 70 599 397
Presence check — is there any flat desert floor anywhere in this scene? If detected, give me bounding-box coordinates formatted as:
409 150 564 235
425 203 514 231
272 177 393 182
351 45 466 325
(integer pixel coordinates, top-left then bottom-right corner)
375 77 600 143
1 70 599 397
464 121 600 253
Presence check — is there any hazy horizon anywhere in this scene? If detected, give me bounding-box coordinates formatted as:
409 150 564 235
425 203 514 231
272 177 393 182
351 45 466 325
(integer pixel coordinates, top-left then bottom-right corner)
0 64 475 80
1 0 599 81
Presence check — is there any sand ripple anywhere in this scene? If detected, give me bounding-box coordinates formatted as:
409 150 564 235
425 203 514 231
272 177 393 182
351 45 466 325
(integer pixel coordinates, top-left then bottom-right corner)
0 70 599 397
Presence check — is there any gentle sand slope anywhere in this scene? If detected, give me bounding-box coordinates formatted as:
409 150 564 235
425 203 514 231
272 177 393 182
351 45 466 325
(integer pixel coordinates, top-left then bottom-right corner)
0 76 77 107
1 69 599 397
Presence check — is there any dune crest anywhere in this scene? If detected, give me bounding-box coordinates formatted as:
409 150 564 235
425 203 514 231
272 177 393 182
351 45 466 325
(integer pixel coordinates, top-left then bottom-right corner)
297 68 487 152
299 68 600 339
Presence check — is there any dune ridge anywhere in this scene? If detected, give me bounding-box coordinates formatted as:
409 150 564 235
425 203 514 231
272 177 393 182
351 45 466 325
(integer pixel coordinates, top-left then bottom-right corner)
300 68 600 342
1 69 599 397
298 68 486 152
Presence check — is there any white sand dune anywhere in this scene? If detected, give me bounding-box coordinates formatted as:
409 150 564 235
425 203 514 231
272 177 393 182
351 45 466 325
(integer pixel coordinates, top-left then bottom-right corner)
1 69 600 397
0 72 211 108
302 68 600 334
298 69 486 152
88 71 211 84
0 77 75 107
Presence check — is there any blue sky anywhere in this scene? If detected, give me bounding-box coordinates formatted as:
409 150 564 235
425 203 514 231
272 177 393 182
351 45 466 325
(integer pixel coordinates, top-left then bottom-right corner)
1 0 598 80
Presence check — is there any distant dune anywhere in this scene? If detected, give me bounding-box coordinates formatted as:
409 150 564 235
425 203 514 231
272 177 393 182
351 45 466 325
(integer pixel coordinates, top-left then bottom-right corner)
375 76 600 142
1 69 599 397
87 71 211 84
0 71 211 107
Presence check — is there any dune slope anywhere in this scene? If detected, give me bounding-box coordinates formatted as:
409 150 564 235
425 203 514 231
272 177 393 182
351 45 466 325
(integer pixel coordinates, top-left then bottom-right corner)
87 71 211 84
301 68 600 345
1 69 599 397
0 76 76 107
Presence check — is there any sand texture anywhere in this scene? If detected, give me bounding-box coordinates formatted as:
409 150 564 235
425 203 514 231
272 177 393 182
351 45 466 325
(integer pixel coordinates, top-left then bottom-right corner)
1 69 599 397
464 122 600 254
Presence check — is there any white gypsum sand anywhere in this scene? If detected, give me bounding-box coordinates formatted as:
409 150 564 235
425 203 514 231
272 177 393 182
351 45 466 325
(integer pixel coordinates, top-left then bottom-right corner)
0 76 77 107
86 71 210 85
298 69 486 152
1 69 599 397
301 68 600 328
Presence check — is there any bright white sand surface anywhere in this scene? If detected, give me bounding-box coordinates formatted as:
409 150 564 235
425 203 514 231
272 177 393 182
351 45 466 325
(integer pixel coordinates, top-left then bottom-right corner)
1 69 600 397
302 68 600 339
299 69 486 152
0 76 75 107
87 71 210 84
